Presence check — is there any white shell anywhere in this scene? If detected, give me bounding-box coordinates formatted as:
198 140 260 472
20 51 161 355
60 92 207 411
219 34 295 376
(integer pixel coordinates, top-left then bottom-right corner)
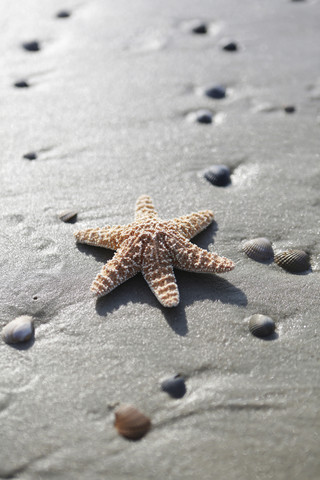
2 315 34 344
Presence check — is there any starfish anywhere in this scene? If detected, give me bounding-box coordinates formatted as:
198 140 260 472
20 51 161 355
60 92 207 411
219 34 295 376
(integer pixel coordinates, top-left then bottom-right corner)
74 195 235 307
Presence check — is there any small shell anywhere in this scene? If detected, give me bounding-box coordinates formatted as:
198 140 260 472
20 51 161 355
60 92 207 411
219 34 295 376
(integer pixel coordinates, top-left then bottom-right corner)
114 405 151 440
59 210 78 223
161 374 186 399
2 315 34 344
22 41 40 52
222 41 238 52
205 85 226 99
248 314 276 338
283 105 295 114
204 164 231 186
14 80 29 88
187 109 213 124
191 23 207 34
56 10 71 18
23 152 37 160
274 249 310 273
242 237 274 262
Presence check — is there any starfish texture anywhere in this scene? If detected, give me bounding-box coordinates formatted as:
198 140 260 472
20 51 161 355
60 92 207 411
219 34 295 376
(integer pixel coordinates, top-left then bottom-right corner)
74 195 235 307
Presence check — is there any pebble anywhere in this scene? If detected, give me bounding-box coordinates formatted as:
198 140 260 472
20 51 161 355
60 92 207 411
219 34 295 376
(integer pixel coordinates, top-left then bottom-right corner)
2 315 34 344
205 85 226 99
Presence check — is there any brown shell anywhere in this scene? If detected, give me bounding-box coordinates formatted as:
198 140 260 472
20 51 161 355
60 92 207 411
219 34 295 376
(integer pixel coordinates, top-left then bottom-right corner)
242 237 274 261
274 249 310 273
114 405 151 440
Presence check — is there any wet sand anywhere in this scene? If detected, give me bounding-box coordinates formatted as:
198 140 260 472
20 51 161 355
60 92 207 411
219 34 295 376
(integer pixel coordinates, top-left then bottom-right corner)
0 0 319 479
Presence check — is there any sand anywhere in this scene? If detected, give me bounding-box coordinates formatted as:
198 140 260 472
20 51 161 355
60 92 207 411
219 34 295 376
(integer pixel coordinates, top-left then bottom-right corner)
0 0 319 479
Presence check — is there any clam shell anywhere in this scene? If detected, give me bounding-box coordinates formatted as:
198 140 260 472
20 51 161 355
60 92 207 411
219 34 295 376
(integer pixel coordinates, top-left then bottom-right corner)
161 374 186 399
114 405 151 440
242 237 274 261
59 210 78 223
274 249 310 273
204 164 231 186
2 315 34 344
248 314 276 338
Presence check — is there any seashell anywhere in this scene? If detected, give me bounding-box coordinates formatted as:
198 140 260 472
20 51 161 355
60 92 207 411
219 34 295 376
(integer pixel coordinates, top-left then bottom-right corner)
59 210 78 223
204 164 231 186
22 41 40 52
205 85 226 99
187 109 213 124
274 249 310 273
161 374 186 399
14 80 29 88
191 23 207 34
2 315 34 344
23 152 37 160
242 237 274 262
248 314 276 338
222 41 238 52
114 405 151 440
284 105 295 114
56 10 71 18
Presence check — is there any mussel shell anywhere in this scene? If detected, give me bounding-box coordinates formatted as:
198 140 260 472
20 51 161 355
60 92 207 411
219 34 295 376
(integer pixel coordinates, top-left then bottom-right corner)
114 405 151 440
248 314 276 338
161 374 186 399
59 210 78 223
242 237 274 261
222 41 238 51
2 315 34 344
192 23 207 34
274 249 310 273
22 41 40 52
204 164 231 186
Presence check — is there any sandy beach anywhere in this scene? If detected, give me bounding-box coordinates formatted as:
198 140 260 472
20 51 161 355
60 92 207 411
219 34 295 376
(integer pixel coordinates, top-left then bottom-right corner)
0 1 319 479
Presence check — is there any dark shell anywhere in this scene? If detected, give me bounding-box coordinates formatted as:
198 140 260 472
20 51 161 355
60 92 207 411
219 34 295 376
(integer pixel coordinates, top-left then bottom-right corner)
248 314 276 338
114 405 151 440
22 41 40 52
222 41 238 52
59 210 78 223
161 375 186 399
284 105 296 114
274 249 310 273
205 85 226 99
14 80 29 88
192 23 207 34
23 152 37 160
242 237 274 261
56 10 71 18
188 109 213 124
2 315 34 344
204 165 231 187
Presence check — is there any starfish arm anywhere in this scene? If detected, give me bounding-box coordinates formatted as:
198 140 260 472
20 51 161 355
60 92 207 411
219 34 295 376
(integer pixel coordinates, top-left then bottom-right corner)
90 240 142 297
170 236 235 274
74 226 128 250
169 210 214 239
135 195 159 221
141 236 179 307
